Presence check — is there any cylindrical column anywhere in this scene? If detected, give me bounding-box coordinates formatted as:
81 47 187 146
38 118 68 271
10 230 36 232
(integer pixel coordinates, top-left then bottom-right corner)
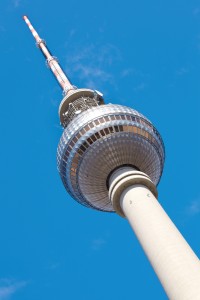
109 167 200 300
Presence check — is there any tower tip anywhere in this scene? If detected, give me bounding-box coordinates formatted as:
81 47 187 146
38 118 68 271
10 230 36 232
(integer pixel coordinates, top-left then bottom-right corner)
23 15 27 20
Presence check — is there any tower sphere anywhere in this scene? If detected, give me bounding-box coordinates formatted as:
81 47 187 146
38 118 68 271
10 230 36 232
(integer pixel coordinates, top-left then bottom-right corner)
57 90 165 212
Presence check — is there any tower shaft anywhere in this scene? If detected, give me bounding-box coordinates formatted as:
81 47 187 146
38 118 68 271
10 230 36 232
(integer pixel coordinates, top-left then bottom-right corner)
109 167 200 300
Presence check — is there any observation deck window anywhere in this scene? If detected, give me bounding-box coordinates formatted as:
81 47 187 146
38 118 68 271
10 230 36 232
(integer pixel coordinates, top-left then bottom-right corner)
88 137 93 145
105 128 109 135
80 128 86 135
99 117 104 123
85 124 90 131
76 132 81 139
91 135 96 142
95 132 100 139
114 125 119 132
109 127 114 133
131 116 136 121
80 145 86 151
100 130 105 137
105 116 109 122
82 141 89 149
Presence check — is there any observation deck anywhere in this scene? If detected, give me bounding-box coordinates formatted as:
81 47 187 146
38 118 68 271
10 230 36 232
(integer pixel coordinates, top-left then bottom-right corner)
57 103 165 212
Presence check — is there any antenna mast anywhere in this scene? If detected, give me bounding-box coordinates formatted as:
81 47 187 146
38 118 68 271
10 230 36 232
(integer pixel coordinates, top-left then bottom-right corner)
23 16 74 95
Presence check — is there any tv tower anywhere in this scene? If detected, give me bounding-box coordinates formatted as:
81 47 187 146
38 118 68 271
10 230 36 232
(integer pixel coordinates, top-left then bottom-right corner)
23 16 200 299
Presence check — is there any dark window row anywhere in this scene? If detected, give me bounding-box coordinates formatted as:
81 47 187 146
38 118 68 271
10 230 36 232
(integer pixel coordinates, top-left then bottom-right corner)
66 126 163 182
59 113 164 178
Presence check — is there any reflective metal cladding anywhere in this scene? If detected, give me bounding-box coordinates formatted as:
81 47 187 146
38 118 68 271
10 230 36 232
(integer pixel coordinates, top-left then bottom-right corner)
57 103 165 212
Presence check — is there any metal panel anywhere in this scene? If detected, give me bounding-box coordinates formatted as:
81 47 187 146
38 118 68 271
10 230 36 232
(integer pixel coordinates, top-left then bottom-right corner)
57 104 165 212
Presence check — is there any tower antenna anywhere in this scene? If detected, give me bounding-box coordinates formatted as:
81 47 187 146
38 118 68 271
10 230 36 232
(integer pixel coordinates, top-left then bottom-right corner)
23 15 74 95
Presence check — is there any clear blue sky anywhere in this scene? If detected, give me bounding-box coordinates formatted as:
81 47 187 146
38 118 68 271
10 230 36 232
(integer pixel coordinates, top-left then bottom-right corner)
0 0 200 299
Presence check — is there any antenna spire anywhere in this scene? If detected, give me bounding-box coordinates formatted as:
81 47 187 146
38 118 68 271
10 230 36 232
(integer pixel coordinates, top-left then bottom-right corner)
23 15 74 95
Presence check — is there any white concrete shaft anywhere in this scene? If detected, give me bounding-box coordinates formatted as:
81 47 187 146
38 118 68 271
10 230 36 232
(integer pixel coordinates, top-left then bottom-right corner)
121 185 200 300
109 168 200 300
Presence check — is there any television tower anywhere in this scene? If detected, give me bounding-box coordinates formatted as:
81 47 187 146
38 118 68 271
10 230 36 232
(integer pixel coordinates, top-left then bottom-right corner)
23 16 200 299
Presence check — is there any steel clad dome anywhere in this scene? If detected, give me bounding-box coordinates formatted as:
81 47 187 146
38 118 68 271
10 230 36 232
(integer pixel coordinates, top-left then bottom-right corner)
57 103 165 212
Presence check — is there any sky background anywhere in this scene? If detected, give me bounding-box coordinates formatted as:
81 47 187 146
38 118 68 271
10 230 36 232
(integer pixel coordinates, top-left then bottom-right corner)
0 0 200 299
